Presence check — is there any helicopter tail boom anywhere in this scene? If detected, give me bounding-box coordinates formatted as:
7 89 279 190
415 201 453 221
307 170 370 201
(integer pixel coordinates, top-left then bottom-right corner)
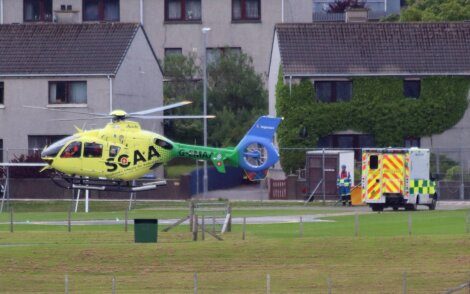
172 116 282 180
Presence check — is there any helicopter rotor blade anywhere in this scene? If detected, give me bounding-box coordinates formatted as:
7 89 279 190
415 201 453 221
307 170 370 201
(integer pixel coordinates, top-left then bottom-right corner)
24 105 109 117
48 117 113 122
131 115 216 120
129 101 192 116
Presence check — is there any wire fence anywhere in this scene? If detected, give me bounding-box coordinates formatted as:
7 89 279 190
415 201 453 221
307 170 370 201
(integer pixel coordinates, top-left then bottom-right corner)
3 147 470 200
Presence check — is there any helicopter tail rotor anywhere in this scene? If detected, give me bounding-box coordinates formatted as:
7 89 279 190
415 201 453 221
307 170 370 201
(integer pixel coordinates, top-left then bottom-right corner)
235 116 282 181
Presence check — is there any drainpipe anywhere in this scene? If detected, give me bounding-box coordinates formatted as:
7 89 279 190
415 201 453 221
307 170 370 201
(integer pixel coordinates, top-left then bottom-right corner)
108 76 113 112
281 0 284 23
140 0 144 25
0 0 4 24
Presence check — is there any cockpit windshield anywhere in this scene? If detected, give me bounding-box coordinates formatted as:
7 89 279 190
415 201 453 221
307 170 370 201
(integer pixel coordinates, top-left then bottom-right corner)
41 136 77 158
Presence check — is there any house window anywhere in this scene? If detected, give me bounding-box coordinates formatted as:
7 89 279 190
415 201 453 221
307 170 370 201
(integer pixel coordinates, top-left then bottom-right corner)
165 0 201 21
315 81 352 103
232 0 261 21
0 82 4 105
24 0 52 22
28 135 68 151
83 0 120 22
49 81 87 104
404 80 421 98
207 47 242 64
404 137 420 147
165 48 183 57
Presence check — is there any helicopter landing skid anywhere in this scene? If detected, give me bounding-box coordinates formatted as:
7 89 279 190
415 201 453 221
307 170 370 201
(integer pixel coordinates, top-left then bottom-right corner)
51 174 167 192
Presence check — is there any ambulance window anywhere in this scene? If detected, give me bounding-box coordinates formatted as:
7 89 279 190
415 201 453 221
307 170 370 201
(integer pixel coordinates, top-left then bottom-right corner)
370 155 379 169
109 145 120 157
84 142 103 158
60 141 82 158
154 138 173 150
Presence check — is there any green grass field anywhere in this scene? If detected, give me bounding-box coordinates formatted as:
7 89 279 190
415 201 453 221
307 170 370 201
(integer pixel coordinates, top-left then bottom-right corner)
0 201 469 293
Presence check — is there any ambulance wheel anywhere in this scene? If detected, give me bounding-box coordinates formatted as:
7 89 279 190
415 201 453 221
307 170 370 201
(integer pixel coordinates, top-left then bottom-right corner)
428 198 437 210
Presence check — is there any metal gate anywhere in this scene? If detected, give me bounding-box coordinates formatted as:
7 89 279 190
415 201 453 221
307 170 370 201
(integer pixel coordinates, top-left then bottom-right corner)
269 179 287 199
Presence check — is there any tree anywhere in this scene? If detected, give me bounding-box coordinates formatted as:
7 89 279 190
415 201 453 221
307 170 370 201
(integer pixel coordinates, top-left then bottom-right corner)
399 0 470 21
163 53 203 144
162 49 267 147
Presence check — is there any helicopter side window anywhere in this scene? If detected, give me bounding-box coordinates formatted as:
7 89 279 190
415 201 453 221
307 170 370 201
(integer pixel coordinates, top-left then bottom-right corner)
60 141 82 158
84 142 103 158
154 138 173 150
109 145 120 157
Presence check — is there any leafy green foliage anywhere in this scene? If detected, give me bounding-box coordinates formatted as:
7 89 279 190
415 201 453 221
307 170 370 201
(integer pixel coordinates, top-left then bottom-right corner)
400 0 470 21
276 71 470 172
163 50 267 147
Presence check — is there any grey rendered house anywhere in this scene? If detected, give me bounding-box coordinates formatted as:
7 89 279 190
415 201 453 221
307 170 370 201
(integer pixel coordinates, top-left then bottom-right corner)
0 23 163 159
0 0 313 77
269 22 470 152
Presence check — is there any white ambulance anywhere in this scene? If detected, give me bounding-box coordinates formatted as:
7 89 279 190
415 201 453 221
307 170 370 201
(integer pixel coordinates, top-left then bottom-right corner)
362 148 437 211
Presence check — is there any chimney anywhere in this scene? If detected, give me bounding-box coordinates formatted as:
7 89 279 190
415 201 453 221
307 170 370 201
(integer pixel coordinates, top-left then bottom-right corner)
345 7 368 22
54 5 79 23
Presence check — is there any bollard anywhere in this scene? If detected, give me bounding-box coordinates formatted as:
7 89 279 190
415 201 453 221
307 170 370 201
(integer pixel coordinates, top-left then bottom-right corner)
299 216 303 238
194 272 198 294
266 274 270 294
9 208 13 233
124 208 128 232
242 217 246 240
201 216 205 241
408 213 412 236
355 213 359 237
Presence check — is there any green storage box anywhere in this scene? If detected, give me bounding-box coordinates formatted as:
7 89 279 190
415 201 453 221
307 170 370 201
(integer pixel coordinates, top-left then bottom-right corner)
134 219 158 243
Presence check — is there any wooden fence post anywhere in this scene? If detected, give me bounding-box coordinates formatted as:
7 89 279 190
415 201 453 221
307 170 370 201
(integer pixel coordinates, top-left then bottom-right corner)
194 272 198 294
124 208 128 232
9 208 13 233
201 216 205 241
192 214 198 241
299 216 303 237
189 201 195 232
355 213 359 237
227 203 232 232
112 276 116 294
242 217 246 240
65 274 69 294
408 213 412 236
402 271 407 294
67 209 71 233
266 274 270 294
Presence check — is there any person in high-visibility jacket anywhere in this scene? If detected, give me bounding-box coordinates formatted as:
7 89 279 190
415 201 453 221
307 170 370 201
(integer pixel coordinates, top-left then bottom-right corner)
337 165 351 206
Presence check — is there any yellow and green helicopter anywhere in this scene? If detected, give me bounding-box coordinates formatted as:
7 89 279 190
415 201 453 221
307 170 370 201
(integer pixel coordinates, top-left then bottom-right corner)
30 102 282 192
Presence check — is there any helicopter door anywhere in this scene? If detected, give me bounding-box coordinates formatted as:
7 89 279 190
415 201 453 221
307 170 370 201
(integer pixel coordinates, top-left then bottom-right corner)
58 141 83 174
82 142 104 176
